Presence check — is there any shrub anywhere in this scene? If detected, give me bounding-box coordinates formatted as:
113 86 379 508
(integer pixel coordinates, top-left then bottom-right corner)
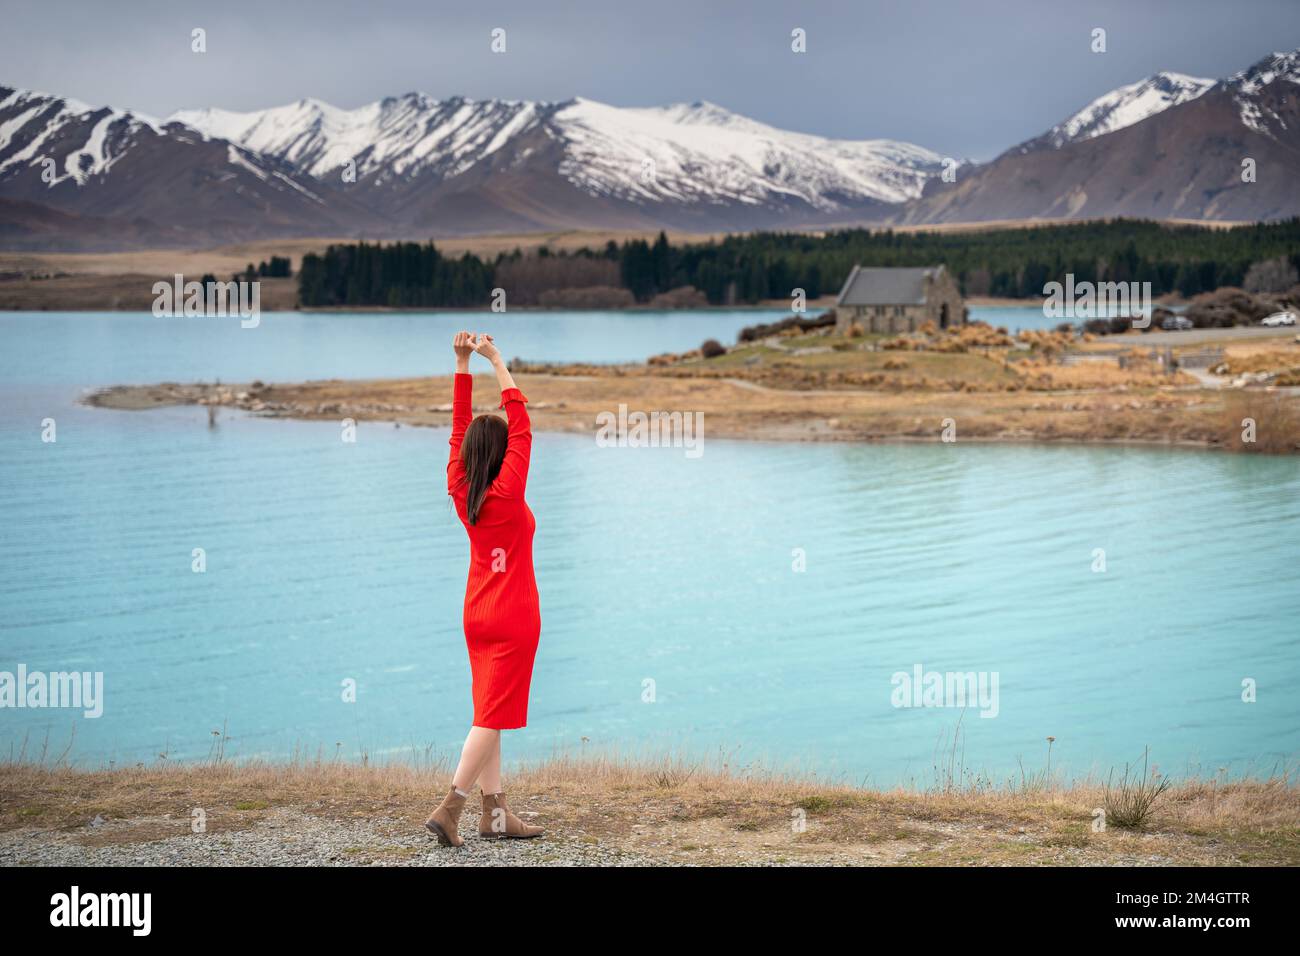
1102 748 1171 830
700 339 727 359
737 311 836 342
497 256 621 305
1081 316 1140 335
648 285 709 308
1221 390 1300 453
1243 256 1299 294
1185 286 1297 328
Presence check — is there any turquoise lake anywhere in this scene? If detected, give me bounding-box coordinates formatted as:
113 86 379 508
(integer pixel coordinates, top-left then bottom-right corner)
1 308 1297 786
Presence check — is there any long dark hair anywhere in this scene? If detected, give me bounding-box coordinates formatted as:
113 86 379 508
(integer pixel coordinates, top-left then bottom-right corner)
460 414 508 525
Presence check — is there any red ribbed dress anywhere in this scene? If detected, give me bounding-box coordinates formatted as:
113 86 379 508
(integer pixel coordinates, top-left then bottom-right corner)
447 373 540 730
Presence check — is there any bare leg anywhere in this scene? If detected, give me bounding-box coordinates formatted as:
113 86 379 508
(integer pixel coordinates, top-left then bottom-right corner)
451 726 499 792
477 732 503 794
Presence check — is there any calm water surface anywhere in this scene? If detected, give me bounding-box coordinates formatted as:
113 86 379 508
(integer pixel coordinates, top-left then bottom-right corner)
1 309 1296 785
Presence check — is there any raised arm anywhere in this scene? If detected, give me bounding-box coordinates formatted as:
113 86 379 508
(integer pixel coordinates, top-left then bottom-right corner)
473 334 531 497
447 331 475 491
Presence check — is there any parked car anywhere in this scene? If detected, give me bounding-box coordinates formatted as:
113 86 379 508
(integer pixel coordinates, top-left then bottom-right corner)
1261 311 1297 327
1161 314 1194 330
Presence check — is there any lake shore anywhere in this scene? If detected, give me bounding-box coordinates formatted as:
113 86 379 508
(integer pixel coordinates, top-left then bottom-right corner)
84 369 1298 452
2 759 1295 867
76 316 1300 452
0 280 1158 312
0 276 806 312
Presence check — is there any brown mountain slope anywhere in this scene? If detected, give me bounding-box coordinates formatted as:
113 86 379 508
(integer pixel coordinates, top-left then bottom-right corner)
895 76 1300 224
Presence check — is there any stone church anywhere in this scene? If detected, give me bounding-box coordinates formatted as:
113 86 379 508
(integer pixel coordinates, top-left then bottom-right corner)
834 265 965 334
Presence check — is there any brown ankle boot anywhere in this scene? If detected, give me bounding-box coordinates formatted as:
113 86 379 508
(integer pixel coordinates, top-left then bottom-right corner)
479 791 544 839
424 786 469 847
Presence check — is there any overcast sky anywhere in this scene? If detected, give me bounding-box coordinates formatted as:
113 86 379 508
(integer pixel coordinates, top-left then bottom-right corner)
4 0 1299 160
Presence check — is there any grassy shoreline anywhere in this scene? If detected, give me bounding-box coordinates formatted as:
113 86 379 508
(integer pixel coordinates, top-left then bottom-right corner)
85 368 1300 453
78 314 1300 453
2 758 1296 866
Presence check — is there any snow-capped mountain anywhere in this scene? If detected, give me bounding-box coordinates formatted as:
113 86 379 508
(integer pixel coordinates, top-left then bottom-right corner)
0 88 164 185
551 98 942 208
170 94 945 216
2 47 1299 250
1017 71 1214 152
896 48 1300 225
171 94 547 184
3 84 946 246
0 86 380 248
1217 49 1300 139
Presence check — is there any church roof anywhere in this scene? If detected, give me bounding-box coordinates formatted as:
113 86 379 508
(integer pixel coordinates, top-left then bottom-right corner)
836 266 947 306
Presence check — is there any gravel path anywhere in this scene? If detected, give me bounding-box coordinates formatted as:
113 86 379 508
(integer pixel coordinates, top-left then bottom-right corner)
0 808 669 867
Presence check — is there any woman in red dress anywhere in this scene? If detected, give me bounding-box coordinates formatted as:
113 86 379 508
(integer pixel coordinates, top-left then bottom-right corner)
426 331 544 846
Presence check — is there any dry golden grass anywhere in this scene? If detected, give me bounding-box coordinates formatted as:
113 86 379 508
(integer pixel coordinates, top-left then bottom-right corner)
0 242 350 279
1217 343 1300 377
1245 343 1300 385
0 230 727 282
1017 358 1197 390
0 274 297 312
698 343 1025 391
2 757 1296 866
1220 390 1300 453
824 217 1254 235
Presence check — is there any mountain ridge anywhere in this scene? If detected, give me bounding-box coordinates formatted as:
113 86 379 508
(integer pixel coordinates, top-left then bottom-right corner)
894 49 1300 226
2 47 1298 250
